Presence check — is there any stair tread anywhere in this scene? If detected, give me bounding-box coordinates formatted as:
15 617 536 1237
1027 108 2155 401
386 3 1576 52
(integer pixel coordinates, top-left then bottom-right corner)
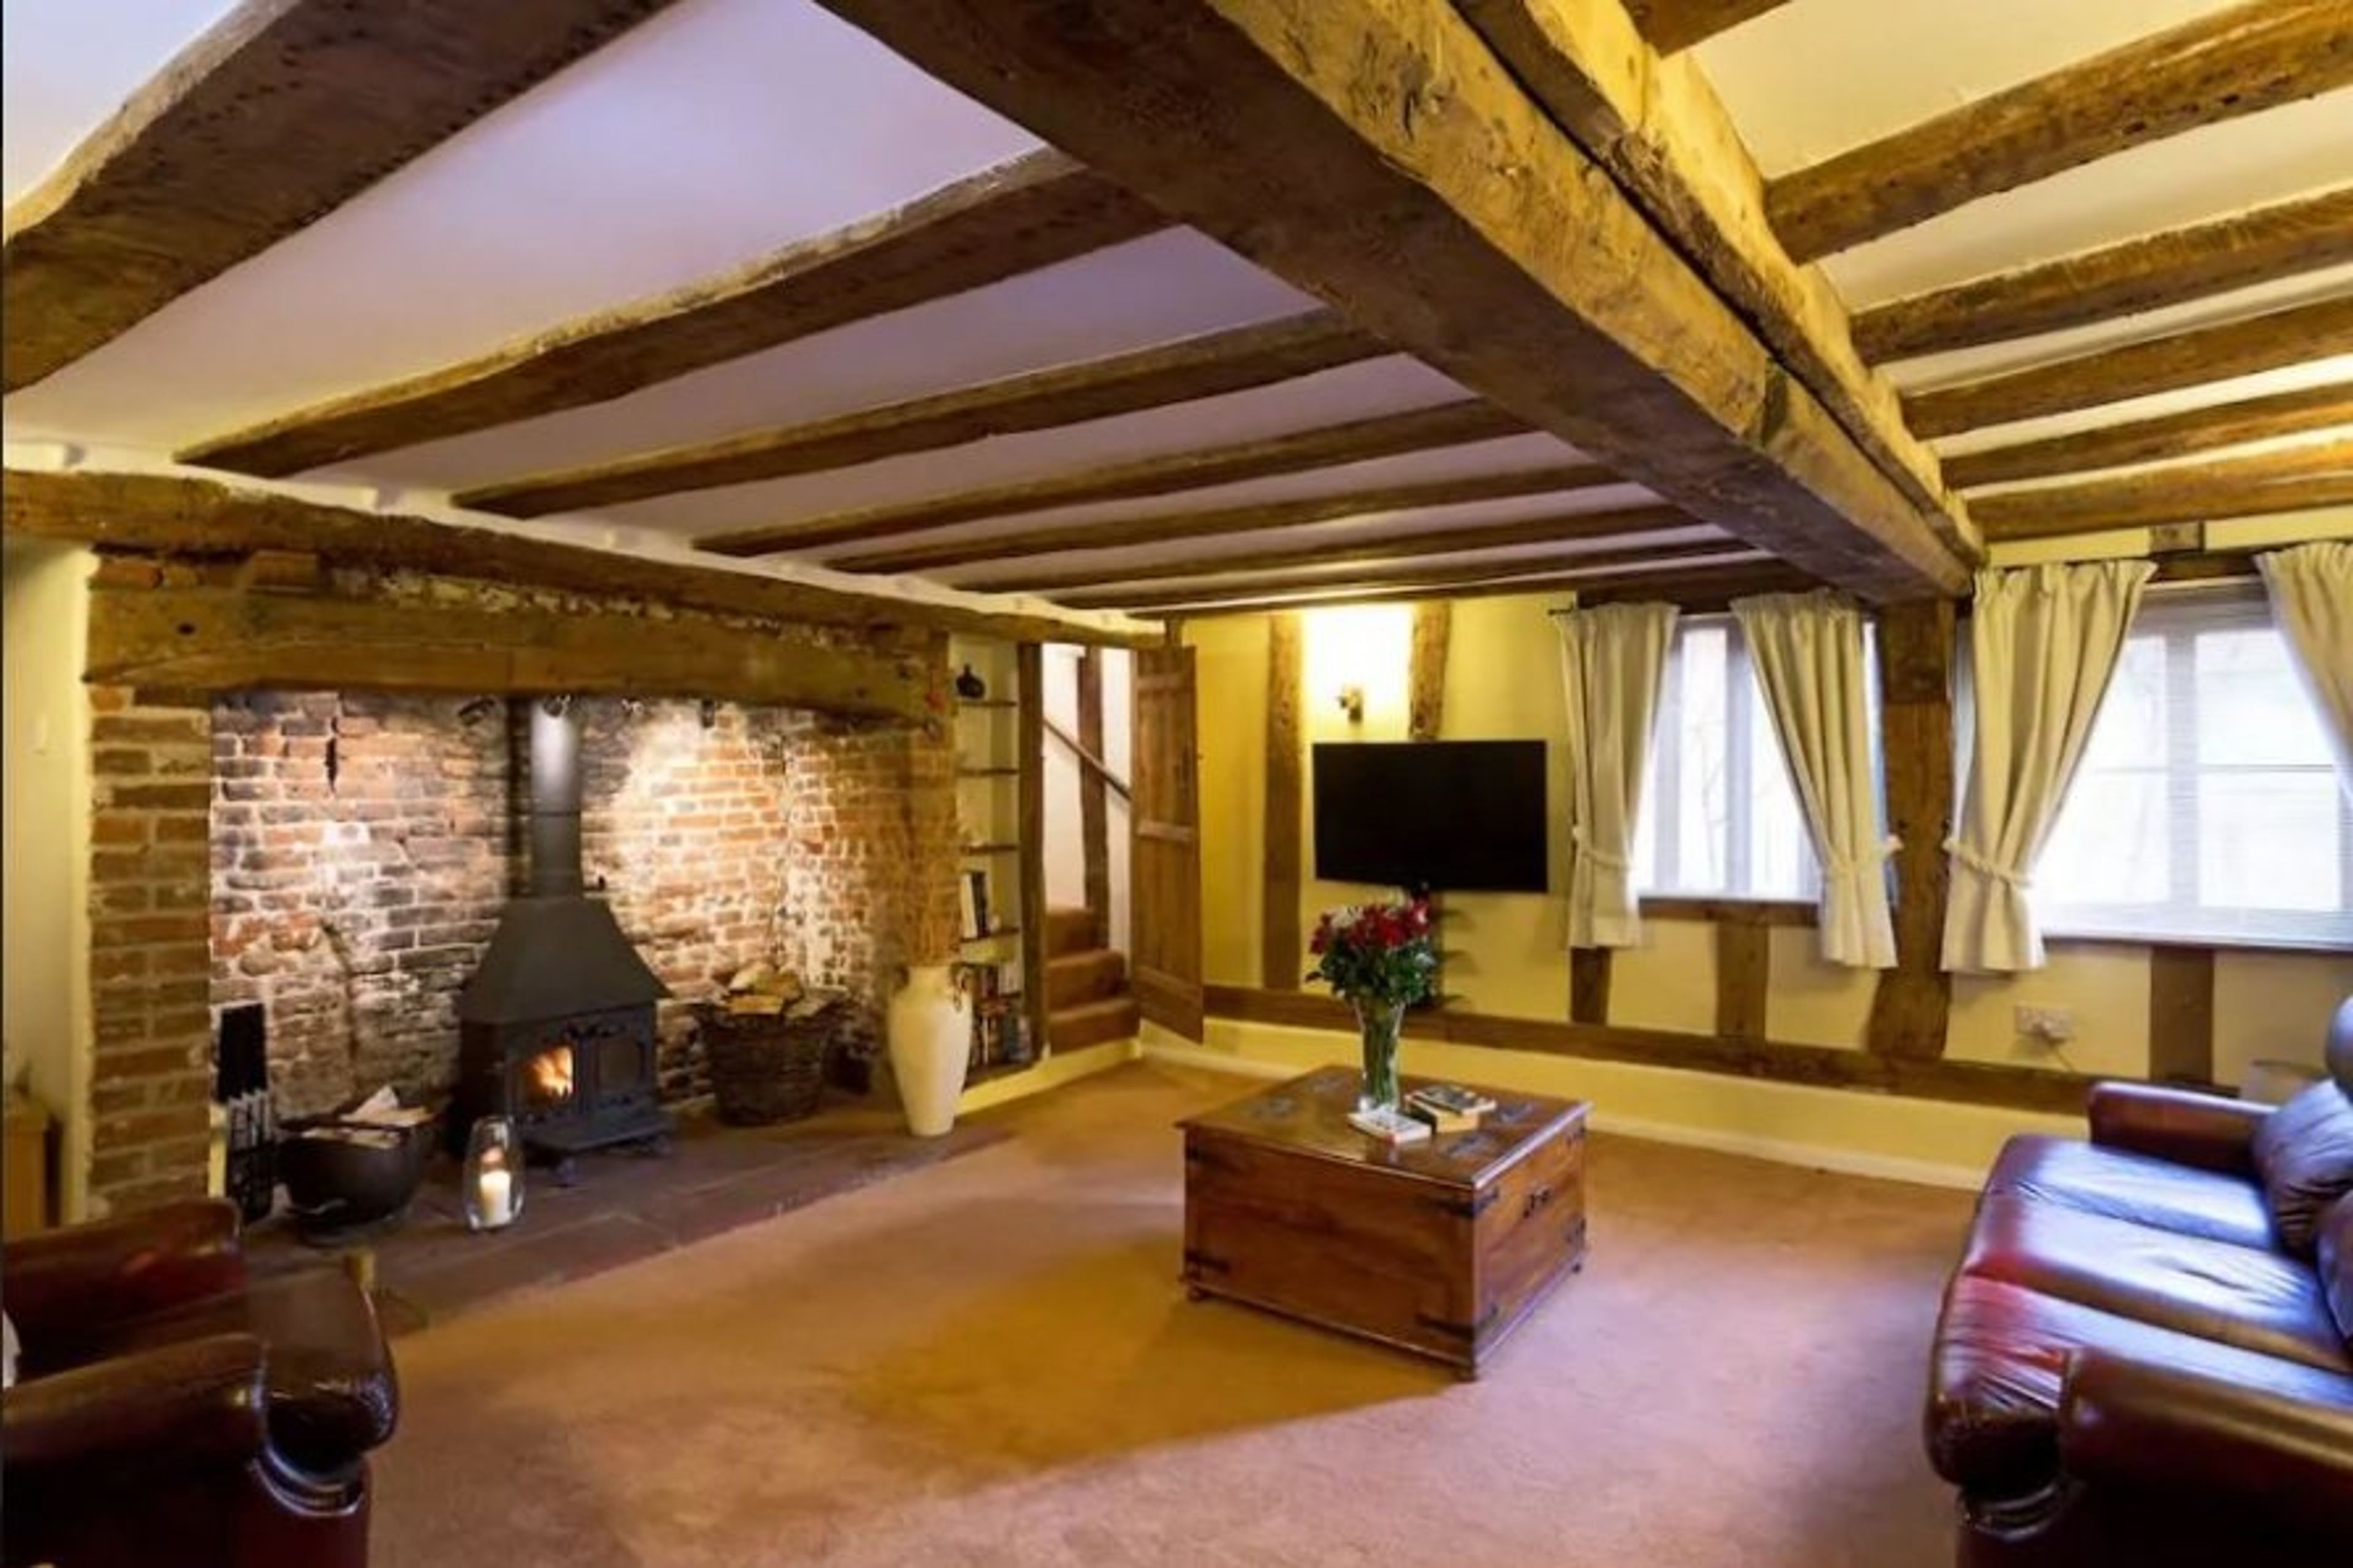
1049 994 1138 1020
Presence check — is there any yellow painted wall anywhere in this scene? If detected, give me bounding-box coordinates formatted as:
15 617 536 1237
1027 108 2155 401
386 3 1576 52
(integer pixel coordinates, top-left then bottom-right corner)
3 539 94 1219
1185 587 2353 1135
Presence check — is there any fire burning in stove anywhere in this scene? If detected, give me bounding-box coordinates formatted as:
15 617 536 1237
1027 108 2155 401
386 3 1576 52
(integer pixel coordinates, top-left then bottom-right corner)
527 1045 577 1103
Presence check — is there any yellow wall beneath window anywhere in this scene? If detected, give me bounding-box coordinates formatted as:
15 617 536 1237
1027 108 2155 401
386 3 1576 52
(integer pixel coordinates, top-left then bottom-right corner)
1184 586 2353 1165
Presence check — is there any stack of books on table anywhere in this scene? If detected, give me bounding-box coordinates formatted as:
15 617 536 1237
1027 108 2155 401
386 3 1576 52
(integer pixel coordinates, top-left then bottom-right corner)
1404 1083 1498 1134
1346 1104 1431 1146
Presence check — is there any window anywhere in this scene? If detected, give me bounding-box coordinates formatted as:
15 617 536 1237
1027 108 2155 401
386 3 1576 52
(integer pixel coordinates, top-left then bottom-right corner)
1634 615 1843 900
2035 585 2352 948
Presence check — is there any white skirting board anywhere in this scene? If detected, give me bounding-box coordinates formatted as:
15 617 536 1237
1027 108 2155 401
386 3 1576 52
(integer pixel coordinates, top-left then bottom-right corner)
1142 1020 2082 1191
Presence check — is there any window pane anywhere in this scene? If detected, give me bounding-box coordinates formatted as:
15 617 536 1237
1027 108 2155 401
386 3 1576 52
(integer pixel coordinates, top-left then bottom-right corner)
2040 772 2169 906
1671 626 1729 892
2200 771 2341 912
2081 635 2164 771
2197 629 2331 766
1747 692 1811 898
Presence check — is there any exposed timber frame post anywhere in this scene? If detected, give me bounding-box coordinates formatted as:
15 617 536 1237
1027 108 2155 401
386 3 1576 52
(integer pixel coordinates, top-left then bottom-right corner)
1408 602 1452 743
1866 599 1956 1061
1077 647 1112 950
1018 644 1051 1057
1261 614 1305 991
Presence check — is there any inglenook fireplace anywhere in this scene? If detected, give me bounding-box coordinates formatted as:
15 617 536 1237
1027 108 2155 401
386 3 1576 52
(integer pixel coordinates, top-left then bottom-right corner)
455 699 670 1170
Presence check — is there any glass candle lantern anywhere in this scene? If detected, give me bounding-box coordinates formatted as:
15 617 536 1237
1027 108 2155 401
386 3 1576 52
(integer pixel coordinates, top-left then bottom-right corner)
462 1116 523 1232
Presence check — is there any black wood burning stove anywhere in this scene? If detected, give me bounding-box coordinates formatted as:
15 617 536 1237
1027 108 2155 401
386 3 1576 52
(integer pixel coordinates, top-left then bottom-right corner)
455 699 670 1167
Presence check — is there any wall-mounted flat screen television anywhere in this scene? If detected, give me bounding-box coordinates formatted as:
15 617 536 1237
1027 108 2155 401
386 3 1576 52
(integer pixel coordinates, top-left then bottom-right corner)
1312 740 1549 893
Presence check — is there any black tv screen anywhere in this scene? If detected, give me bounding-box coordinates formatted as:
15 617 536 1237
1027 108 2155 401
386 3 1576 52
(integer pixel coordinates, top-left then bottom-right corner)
1313 741 1549 893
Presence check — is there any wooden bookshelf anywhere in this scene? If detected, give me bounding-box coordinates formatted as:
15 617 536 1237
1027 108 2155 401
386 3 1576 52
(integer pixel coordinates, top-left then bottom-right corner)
950 634 1047 1080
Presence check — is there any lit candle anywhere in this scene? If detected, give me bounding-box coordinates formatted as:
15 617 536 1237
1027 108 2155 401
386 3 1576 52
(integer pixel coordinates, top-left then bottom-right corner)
478 1167 513 1228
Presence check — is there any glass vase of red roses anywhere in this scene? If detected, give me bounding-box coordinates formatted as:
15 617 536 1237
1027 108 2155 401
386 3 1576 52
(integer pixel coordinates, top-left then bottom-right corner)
1307 896 1438 1111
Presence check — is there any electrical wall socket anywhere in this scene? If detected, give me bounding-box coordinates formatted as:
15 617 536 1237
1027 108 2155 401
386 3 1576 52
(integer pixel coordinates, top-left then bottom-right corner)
2014 1005 2076 1047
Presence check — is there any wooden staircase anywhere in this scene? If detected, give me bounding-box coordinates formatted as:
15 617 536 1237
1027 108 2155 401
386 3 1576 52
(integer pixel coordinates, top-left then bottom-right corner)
1043 906 1138 1050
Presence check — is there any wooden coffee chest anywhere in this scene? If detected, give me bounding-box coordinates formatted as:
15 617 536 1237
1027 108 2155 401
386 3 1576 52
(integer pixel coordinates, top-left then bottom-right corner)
1179 1066 1589 1376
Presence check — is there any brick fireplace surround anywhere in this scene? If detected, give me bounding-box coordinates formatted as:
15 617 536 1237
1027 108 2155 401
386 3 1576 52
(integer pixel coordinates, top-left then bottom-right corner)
84 669 958 1217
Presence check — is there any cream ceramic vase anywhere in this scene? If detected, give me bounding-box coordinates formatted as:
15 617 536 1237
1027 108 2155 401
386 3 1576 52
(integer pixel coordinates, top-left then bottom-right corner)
887 964 968 1137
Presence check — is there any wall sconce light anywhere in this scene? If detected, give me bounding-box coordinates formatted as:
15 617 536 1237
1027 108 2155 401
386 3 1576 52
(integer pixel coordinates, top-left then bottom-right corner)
539 693 572 719
1336 684 1366 724
699 699 720 730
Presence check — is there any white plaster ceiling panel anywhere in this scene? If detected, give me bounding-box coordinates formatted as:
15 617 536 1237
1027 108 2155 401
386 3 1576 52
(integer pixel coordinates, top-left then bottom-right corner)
3 0 1040 446
1930 355 2353 455
1696 0 2243 176
1 0 240 200
1885 262 2353 390
648 426 1589 553
1961 426 2353 497
939 487 1680 589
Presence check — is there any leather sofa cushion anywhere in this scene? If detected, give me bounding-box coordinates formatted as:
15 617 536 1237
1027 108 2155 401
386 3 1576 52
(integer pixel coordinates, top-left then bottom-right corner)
1927 1273 2353 1498
2251 1080 2353 1256
1982 1134 2276 1250
1959 1194 2349 1373
2322 1192 2353 1351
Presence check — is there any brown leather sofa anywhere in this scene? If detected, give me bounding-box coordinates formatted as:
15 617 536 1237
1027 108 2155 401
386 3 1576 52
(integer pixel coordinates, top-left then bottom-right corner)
2 1198 398 1568
1925 998 2353 1566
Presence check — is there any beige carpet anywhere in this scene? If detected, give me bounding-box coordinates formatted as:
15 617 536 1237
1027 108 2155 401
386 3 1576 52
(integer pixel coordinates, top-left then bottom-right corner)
375 1062 1972 1567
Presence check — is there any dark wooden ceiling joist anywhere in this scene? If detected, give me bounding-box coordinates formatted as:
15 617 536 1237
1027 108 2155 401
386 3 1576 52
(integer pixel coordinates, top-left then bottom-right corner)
1 468 1161 647
2 0 683 395
1766 2 2353 263
457 310 1384 518
178 151 1169 477
1904 296 2353 438
1853 187 2353 363
980 503 1699 594
1945 382 2353 490
692 399 1530 558
824 463 1625 574
1972 437 2353 540
1082 539 1772 613
1621 0 1797 54
811 0 1968 602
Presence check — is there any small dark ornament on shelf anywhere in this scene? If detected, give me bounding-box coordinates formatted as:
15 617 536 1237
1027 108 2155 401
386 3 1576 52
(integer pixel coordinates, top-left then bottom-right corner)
954 664 988 701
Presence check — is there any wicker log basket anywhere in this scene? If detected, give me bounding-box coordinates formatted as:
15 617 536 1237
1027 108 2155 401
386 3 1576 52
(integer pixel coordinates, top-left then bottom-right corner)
697 996 844 1126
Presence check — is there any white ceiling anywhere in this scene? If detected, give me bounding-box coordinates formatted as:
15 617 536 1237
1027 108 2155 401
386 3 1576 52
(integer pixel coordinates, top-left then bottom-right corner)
3 0 2346 610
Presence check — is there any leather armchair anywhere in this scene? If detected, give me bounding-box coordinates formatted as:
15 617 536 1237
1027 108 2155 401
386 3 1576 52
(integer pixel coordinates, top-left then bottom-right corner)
2 1199 396 1568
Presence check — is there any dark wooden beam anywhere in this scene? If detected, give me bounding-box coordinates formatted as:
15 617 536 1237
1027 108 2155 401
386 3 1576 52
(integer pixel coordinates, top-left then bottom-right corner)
1156 556 1809 618
2 467 1161 648
1408 602 1451 742
1077 647 1112 950
812 0 1968 601
833 464 1624 577
1972 439 2353 540
1905 296 2353 438
1853 187 2353 362
1766 4 2353 262
1646 896 1816 926
1202 985 2093 1114
1056 539 1757 612
460 311 1385 519
1945 383 2353 490
694 400 1528 558
1623 0 1795 53
982 502 1691 596
1569 950 1613 1025
2147 946 2218 1086
86 585 932 719
1866 599 1955 1062
179 151 1168 477
1715 921 1770 1043
2 0 682 393
1261 614 1304 991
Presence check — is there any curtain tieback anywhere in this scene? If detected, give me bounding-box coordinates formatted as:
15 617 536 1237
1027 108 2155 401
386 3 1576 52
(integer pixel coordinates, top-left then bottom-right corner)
1944 838 2030 890
1822 835 1901 877
1571 827 1629 873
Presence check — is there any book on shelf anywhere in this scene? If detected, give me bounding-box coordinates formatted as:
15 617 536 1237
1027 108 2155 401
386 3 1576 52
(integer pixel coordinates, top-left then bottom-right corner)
1347 1105 1432 1146
958 868 992 940
955 959 1031 1070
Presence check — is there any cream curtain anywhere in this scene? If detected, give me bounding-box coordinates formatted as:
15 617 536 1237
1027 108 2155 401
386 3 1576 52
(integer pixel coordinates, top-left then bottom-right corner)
1731 591 1897 968
2257 541 2353 805
1942 560 2153 973
1555 600 1677 949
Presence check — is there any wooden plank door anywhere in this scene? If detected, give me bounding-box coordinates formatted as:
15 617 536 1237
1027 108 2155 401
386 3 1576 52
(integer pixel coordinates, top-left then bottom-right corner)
1132 645 1204 1039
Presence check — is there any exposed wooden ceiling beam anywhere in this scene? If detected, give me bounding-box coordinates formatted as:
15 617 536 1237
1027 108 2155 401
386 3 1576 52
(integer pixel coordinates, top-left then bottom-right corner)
811 0 1968 602
2 0 683 394
980 503 1698 593
1621 0 1797 53
1852 187 2353 363
1163 557 1813 617
1904 296 2353 438
1945 382 2353 489
1972 437 2353 540
1765 3 2353 263
1449 0 1969 553
692 399 1529 558
1071 539 1768 612
1 468 1161 648
454 310 1383 518
178 151 1169 477
824 464 1624 574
